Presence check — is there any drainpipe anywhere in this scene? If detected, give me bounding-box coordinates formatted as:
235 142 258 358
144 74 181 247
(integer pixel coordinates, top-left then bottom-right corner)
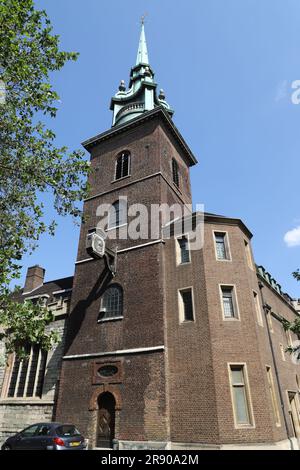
258 281 294 450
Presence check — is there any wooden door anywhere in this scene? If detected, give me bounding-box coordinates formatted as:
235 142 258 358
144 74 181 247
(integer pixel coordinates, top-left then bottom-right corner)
96 393 115 448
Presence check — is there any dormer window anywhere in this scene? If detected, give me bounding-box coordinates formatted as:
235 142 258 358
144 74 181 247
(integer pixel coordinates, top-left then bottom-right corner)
115 151 130 180
172 158 179 187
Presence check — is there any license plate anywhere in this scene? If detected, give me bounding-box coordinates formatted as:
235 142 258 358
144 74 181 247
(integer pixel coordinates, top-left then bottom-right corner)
70 441 81 447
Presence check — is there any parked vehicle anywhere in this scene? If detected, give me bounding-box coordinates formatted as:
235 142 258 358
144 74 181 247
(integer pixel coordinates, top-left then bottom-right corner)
1 423 87 450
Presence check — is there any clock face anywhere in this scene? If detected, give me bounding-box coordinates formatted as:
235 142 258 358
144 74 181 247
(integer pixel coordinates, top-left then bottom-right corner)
93 234 105 256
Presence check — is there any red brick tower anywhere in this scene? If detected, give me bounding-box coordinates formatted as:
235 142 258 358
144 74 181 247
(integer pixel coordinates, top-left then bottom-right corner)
55 22 197 449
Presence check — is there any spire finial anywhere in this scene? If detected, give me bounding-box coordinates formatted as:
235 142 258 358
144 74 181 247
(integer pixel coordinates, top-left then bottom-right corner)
141 13 147 25
136 15 149 65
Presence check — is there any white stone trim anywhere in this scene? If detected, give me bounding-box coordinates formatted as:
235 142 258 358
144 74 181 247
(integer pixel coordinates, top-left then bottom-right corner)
63 345 165 360
24 293 50 301
0 399 54 405
105 222 128 232
75 257 94 265
52 288 73 295
97 316 123 323
117 239 165 253
75 239 165 265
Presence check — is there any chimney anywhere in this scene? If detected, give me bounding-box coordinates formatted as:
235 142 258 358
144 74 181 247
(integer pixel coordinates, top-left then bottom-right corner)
24 265 45 293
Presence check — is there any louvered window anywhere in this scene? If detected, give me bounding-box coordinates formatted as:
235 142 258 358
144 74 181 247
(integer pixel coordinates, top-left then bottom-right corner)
115 151 130 180
172 159 179 187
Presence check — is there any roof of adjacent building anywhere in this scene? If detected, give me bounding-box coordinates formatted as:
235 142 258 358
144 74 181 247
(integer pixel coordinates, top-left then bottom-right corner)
14 276 73 302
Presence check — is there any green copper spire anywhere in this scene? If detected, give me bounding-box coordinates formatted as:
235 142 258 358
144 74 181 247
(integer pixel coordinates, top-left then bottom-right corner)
136 22 149 65
110 21 174 127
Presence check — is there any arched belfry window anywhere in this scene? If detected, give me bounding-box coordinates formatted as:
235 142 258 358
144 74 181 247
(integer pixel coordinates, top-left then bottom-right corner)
172 158 179 187
99 284 123 320
115 151 130 180
108 200 127 229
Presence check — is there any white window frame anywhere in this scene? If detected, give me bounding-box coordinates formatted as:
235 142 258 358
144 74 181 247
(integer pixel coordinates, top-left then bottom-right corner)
213 230 232 262
285 328 293 348
175 233 191 266
244 240 254 270
98 284 123 322
266 365 281 427
286 390 300 437
178 286 195 324
279 343 286 362
114 150 131 182
228 363 255 429
219 284 240 321
253 290 263 327
267 311 274 333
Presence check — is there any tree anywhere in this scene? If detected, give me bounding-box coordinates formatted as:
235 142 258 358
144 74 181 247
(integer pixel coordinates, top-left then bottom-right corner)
0 0 90 358
292 269 300 282
283 270 300 362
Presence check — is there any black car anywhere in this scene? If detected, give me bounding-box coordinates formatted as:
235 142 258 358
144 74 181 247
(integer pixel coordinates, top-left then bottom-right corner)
1 422 87 450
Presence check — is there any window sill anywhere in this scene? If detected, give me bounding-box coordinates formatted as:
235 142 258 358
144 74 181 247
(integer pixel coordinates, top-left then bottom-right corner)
0 398 54 405
234 424 255 430
111 175 131 184
216 258 232 262
97 316 124 323
223 317 240 322
177 261 192 266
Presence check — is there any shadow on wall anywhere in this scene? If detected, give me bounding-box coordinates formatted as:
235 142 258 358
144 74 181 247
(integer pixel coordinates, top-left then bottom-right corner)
63 266 113 354
42 320 68 398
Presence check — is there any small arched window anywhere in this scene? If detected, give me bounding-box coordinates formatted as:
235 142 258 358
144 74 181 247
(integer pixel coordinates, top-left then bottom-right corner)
172 158 179 187
108 200 127 229
99 284 123 320
115 151 130 180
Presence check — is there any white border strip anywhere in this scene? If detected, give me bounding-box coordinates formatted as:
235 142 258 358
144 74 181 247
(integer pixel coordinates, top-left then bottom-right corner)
63 345 165 360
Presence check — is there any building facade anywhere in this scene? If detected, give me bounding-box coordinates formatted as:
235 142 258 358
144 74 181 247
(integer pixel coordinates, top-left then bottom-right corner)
54 25 300 449
0 266 72 444
1 24 300 450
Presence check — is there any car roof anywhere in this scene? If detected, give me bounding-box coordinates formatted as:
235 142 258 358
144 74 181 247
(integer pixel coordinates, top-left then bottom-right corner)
28 422 76 427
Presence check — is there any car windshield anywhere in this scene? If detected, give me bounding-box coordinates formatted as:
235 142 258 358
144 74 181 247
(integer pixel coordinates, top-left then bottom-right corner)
55 425 81 437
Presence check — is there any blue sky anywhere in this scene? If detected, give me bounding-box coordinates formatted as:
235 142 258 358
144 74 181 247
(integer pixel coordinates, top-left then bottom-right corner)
19 0 300 297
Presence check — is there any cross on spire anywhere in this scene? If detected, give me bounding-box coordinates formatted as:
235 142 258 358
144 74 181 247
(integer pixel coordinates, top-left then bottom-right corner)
141 13 147 25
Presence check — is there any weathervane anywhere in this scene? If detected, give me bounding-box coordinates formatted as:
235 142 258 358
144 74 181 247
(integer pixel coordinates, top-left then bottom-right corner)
141 13 148 25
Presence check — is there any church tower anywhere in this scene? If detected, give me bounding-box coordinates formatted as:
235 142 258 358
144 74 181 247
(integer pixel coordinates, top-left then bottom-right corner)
53 21 300 451
55 22 197 449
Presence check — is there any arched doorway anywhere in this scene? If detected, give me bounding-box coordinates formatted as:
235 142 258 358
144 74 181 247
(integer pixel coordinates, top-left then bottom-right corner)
96 392 116 448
